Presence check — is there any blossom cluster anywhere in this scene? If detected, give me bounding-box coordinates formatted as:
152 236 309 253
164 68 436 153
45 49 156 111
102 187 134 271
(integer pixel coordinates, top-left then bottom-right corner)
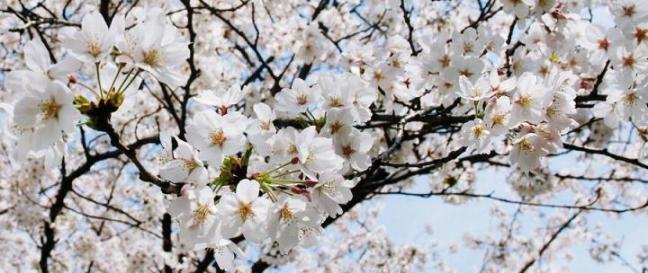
1 0 648 272
3 8 377 270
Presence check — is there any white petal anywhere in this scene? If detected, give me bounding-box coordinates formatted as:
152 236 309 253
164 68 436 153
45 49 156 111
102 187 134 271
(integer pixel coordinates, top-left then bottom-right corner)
13 97 40 127
24 39 51 73
159 160 189 183
83 11 109 35
236 179 259 203
214 247 234 271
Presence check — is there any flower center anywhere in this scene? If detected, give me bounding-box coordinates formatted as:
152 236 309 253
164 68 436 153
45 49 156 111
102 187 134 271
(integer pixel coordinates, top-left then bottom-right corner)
623 55 635 68
373 71 384 81
624 92 639 105
439 54 451 68
515 96 532 107
303 44 314 54
287 144 298 155
458 69 474 78
297 94 309 105
279 204 294 222
597 38 609 50
184 159 199 171
635 28 647 43
492 114 505 126
87 41 102 57
443 81 454 90
548 52 560 63
622 5 636 17
517 138 534 152
143 49 161 67
209 130 226 146
40 98 62 120
471 126 486 138
463 42 474 54
342 145 355 157
192 203 212 226
329 121 344 134
238 202 254 221
328 97 344 108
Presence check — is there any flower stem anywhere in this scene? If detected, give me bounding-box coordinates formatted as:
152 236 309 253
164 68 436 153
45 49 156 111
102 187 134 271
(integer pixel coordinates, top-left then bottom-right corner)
266 160 293 175
119 69 142 94
260 183 278 202
77 82 99 97
117 67 135 93
95 62 103 98
108 64 124 92
272 169 301 178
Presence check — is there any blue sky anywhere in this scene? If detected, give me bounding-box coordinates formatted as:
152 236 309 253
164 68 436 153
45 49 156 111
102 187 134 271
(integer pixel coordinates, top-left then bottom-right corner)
371 7 648 272
375 164 648 272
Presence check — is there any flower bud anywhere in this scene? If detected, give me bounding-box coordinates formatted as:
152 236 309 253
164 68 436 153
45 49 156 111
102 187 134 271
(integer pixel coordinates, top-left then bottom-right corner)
68 74 77 84
73 95 92 114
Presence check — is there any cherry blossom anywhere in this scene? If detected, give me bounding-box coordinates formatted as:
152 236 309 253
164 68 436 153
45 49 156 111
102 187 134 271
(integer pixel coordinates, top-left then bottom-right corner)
1 1 648 272
11 81 80 151
216 179 271 241
62 11 124 63
186 110 249 166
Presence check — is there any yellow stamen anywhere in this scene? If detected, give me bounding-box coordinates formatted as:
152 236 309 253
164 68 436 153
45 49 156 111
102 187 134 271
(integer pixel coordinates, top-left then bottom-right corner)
40 98 62 120
238 203 254 221
492 114 505 126
279 204 294 222
87 41 102 57
192 203 212 226
330 121 344 134
624 92 639 105
517 138 534 152
184 159 199 171
472 126 485 138
210 130 226 146
328 97 344 108
142 49 161 67
516 96 532 107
